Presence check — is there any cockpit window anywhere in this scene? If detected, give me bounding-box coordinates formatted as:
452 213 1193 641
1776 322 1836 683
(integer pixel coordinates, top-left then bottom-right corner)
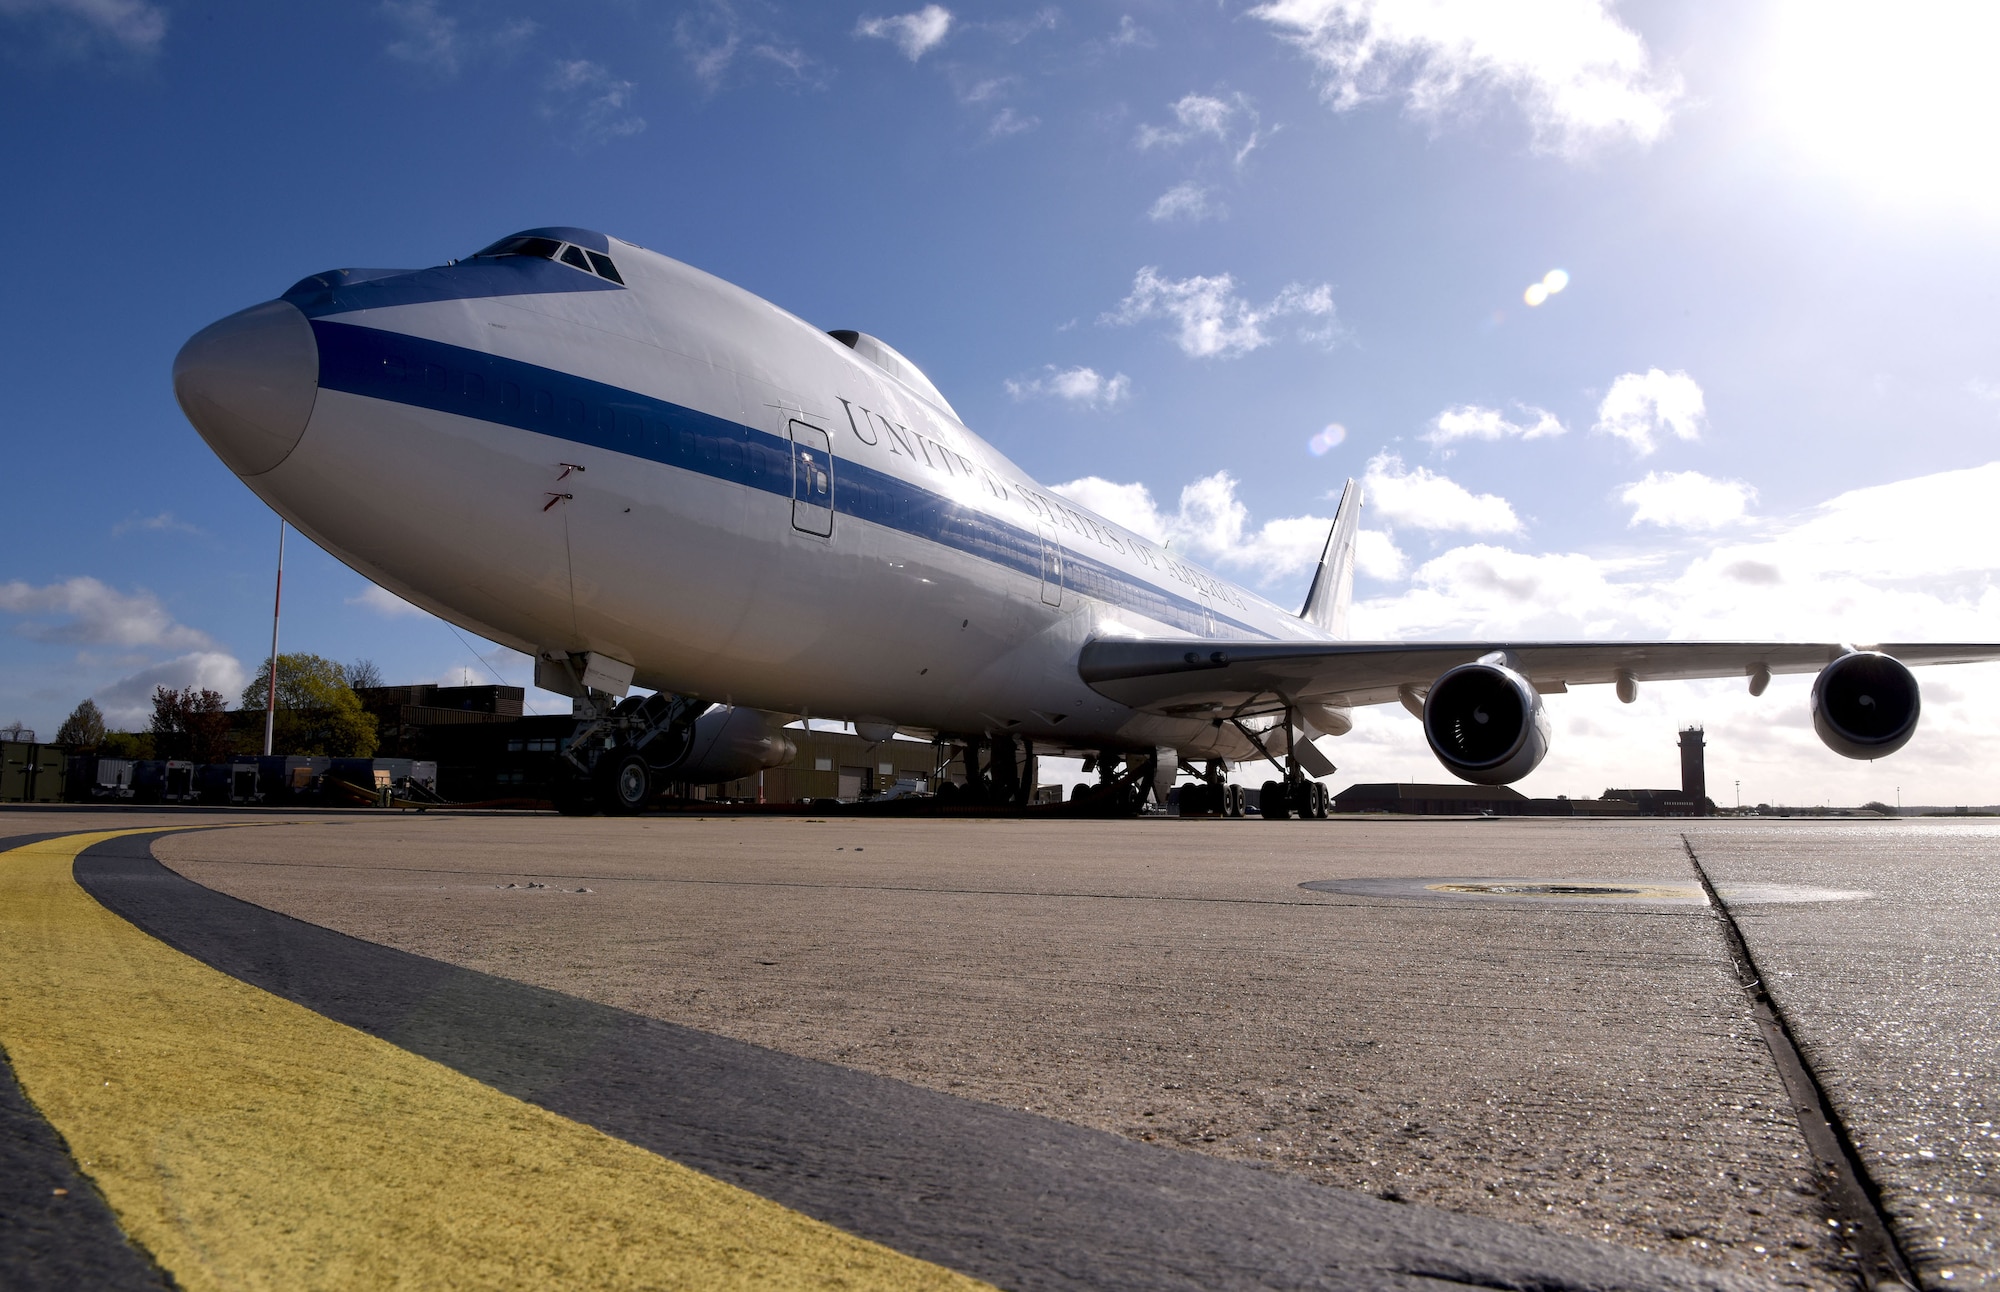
473 235 562 260
469 234 624 285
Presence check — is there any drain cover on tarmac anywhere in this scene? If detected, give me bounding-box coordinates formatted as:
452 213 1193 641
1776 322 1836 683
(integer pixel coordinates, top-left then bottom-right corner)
1300 877 1869 905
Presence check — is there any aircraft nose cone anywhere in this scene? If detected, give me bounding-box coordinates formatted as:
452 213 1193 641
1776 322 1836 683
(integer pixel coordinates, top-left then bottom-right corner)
173 300 319 476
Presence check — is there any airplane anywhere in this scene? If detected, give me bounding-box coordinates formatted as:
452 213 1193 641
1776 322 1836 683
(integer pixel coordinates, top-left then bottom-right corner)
171 226 2000 816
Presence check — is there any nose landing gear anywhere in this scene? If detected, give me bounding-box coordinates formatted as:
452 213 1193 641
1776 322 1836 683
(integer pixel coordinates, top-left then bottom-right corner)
553 689 706 816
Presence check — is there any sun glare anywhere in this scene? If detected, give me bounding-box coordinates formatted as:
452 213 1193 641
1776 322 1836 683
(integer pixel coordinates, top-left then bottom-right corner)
1767 0 2000 217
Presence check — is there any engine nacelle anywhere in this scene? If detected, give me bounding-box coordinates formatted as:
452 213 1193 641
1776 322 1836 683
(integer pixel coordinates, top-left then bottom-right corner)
1811 652 1920 760
1422 661 1550 785
669 707 798 785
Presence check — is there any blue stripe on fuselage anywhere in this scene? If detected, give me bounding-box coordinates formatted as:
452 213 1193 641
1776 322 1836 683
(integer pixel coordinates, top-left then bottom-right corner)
309 318 1269 641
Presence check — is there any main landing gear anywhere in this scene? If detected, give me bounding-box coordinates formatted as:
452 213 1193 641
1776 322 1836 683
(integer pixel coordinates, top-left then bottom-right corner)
1259 777 1330 820
1176 760 1248 817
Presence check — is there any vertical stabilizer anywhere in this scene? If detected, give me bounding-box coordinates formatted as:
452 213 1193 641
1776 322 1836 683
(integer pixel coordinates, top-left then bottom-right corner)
1298 479 1361 638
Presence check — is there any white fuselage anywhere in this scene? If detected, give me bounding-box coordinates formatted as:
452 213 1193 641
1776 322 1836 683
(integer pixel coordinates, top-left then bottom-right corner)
235 234 1330 759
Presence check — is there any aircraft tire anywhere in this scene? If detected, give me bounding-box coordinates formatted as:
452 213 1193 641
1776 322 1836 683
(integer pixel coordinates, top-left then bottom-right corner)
1261 780 1290 820
600 753 653 816
1226 784 1245 818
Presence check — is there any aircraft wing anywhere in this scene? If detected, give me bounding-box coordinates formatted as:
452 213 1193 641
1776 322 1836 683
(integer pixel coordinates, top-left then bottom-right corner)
1078 638 2000 718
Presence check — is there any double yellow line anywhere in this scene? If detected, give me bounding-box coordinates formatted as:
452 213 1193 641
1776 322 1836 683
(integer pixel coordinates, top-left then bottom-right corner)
0 830 985 1290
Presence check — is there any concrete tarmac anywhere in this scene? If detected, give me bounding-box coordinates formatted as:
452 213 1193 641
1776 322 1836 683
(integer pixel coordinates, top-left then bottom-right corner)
1689 824 1997 1287
6 808 1989 1288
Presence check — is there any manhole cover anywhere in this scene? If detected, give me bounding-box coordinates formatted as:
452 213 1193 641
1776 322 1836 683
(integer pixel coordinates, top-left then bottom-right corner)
1300 877 1868 905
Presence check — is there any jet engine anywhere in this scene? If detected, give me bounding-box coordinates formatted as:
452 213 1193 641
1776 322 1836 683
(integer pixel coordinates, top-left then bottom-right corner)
668 707 798 785
1422 660 1550 785
1811 652 1920 760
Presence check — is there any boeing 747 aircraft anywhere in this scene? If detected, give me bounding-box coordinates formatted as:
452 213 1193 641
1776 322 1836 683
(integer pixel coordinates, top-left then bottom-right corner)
172 227 2000 814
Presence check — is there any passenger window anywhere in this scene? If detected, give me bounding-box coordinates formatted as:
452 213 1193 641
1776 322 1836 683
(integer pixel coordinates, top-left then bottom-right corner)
499 381 520 410
560 245 591 272
532 389 554 419
585 251 623 284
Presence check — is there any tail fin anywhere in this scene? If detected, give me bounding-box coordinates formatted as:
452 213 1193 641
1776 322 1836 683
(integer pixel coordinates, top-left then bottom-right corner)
1298 478 1361 638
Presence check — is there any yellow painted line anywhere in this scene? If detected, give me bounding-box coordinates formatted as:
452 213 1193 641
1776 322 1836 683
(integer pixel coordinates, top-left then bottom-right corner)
0 830 989 1291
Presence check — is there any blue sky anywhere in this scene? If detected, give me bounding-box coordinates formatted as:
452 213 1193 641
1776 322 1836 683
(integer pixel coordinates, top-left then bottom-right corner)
4 0 1998 803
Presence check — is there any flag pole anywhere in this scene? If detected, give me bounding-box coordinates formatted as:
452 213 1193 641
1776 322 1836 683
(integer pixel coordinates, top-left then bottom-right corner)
263 518 286 756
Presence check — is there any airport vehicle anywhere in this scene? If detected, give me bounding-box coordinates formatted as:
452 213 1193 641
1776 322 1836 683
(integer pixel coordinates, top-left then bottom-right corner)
173 227 2000 814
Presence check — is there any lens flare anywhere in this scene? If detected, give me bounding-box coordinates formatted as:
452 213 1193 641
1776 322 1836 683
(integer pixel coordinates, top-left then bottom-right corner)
1307 423 1346 456
1523 269 1569 306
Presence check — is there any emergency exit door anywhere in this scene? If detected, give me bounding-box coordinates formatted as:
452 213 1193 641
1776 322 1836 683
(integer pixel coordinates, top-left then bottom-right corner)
790 421 834 536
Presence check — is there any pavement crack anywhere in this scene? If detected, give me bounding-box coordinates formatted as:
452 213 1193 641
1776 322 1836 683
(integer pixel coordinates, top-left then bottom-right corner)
1680 833 1916 1292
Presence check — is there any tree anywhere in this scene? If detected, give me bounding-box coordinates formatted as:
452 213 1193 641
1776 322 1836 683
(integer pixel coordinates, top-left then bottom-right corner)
150 686 233 762
56 699 106 750
240 653 378 756
347 658 385 691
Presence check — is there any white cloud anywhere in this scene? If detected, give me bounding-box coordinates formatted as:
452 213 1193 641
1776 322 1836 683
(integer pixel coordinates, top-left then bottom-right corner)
1592 368 1704 455
1006 366 1131 408
1051 472 1336 586
1356 528 1407 580
111 511 202 538
1362 453 1522 534
0 0 166 54
1969 378 2000 409
1620 470 1755 530
348 583 430 618
987 106 1038 138
0 577 212 650
382 1 532 77
1103 267 1338 359
1110 14 1150 48
856 4 952 60
93 652 248 729
1051 477 1169 542
1136 91 1267 164
541 59 645 146
1149 182 1225 223
1249 0 1681 158
1423 403 1564 449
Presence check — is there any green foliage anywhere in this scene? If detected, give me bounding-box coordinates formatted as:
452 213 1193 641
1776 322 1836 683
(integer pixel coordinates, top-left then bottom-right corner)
240 653 379 757
99 730 153 759
56 698 106 749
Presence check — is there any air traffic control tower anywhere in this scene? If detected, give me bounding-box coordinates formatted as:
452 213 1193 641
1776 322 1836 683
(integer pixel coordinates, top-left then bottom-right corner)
1679 726 1707 813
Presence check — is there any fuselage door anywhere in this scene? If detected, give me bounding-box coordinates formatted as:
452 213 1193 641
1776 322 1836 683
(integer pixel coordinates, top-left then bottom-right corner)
789 420 833 537
1037 523 1064 607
